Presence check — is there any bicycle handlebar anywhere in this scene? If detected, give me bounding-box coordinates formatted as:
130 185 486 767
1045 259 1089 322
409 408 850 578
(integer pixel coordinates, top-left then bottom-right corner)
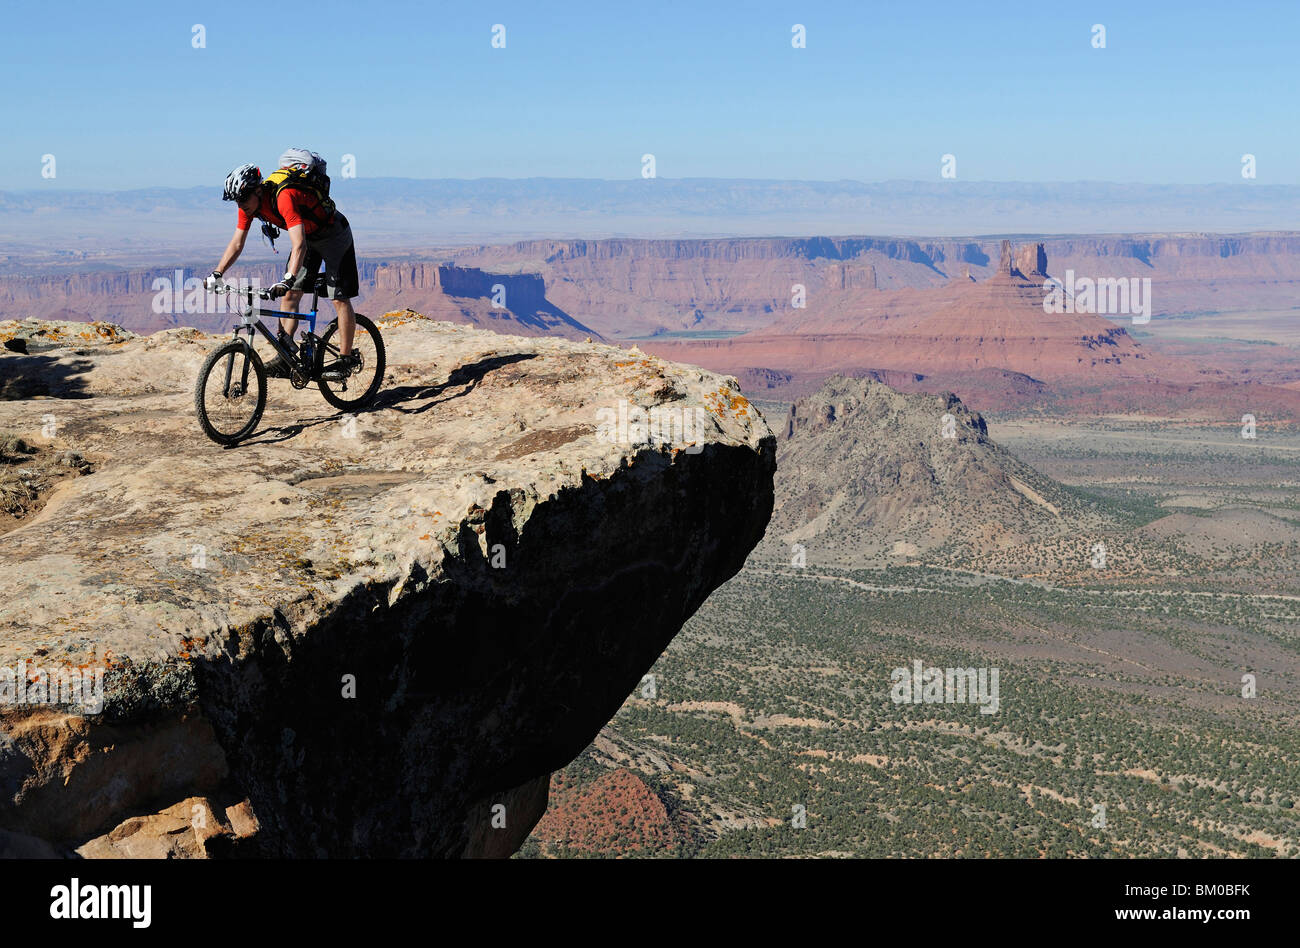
215 282 272 300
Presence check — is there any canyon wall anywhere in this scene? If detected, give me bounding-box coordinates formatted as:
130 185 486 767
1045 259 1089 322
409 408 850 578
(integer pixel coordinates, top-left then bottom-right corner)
0 262 598 341
451 233 1300 337
5 232 1300 342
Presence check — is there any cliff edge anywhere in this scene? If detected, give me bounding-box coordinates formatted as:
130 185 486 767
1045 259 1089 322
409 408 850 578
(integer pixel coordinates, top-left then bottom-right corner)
0 314 775 857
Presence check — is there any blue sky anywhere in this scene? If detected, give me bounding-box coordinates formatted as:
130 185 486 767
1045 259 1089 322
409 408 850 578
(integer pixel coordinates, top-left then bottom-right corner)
2 0 1297 189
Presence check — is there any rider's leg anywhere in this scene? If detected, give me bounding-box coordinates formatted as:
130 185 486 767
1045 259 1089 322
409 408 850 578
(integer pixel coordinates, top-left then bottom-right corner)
332 297 356 356
279 290 303 339
318 217 359 357
282 246 322 340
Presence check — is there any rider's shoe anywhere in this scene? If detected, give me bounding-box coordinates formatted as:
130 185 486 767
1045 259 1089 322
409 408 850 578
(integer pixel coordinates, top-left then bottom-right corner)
319 352 360 381
263 354 291 379
264 331 299 379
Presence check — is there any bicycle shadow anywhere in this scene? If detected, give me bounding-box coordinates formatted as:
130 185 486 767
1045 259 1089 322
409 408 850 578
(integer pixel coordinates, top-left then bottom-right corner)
365 352 538 416
235 412 341 448
231 352 538 448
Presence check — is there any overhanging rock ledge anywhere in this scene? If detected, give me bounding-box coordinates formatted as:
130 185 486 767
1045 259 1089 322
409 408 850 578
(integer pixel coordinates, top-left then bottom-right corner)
0 314 775 857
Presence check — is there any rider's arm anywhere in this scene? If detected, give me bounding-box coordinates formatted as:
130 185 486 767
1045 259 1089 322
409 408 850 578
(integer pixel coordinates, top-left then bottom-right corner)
283 224 307 285
214 227 249 275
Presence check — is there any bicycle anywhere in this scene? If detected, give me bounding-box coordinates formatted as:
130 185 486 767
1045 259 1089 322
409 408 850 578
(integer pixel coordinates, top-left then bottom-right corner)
194 276 386 445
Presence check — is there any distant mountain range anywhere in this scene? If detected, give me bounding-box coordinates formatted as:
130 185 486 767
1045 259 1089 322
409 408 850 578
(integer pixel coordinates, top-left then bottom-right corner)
4 178 1300 254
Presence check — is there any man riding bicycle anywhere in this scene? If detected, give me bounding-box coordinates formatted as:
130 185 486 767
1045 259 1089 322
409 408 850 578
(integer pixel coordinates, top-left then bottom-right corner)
206 152 360 378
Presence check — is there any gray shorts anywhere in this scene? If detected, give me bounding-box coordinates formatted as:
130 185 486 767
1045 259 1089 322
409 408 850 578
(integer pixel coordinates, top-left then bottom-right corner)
294 214 359 300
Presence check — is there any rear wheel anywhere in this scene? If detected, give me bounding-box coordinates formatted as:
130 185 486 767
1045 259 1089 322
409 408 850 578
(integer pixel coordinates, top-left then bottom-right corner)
195 341 266 445
316 313 385 410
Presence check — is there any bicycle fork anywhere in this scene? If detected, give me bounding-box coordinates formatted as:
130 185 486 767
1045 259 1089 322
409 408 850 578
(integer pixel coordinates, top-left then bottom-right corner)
223 329 256 397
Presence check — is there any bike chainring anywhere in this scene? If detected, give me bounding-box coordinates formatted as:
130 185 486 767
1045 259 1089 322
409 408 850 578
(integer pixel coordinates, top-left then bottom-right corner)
288 366 309 389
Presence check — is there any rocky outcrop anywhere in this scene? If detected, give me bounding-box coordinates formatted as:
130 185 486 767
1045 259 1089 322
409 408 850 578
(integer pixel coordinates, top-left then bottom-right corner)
998 240 1048 278
0 314 775 857
759 375 1110 568
997 239 1015 275
1014 242 1048 278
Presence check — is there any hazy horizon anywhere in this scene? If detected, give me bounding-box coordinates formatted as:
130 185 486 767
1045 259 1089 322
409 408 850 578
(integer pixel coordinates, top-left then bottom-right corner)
6 174 1297 194
5 178 1300 257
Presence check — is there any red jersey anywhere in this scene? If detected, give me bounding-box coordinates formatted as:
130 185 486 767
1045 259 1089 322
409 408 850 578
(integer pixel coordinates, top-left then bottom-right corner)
237 185 333 236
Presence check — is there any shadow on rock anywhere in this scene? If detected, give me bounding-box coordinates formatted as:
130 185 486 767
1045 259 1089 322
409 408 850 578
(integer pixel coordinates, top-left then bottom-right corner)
369 353 537 415
0 354 94 400
235 412 345 449
228 353 539 448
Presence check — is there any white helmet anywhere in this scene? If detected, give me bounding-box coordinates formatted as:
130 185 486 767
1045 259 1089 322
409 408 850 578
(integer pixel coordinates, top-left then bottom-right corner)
223 163 262 202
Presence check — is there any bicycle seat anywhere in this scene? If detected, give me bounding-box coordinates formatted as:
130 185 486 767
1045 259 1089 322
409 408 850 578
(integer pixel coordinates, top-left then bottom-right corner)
314 274 329 295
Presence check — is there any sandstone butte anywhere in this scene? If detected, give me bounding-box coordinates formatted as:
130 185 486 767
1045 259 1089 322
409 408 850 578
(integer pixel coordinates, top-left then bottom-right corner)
0 313 775 858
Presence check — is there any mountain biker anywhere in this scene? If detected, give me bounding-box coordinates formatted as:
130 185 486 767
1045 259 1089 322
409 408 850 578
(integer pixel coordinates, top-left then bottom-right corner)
206 156 360 378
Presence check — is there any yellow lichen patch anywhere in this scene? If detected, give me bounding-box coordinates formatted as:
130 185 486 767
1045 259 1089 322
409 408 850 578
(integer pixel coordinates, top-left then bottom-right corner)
703 386 751 419
176 635 206 661
376 309 431 330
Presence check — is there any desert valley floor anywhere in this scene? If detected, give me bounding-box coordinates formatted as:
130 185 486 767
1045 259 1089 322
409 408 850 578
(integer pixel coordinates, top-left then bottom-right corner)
523 405 1300 858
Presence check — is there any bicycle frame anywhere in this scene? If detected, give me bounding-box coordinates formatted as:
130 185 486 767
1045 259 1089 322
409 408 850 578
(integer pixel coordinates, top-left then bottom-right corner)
198 277 382 443
222 278 330 379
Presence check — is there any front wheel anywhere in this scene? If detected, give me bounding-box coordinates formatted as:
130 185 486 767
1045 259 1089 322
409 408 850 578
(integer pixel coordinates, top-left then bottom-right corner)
195 340 266 445
316 312 385 411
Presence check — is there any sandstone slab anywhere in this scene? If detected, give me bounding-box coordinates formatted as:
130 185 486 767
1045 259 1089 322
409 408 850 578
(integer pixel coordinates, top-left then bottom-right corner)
0 313 774 857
